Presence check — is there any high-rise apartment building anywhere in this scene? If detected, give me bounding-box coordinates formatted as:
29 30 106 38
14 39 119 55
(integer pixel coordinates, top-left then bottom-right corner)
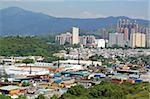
146 28 150 47
86 35 96 45
117 19 139 42
55 34 66 45
65 32 72 44
72 27 79 44
124 27 129 41
55 32 72 45
80 36 87 46
108 33 125 47
101 28 108 39
55 27 79 45
80 35 96 46
130 33 146 48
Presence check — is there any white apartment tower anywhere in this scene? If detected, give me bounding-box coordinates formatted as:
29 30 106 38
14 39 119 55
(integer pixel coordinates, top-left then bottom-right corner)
72 27 79 44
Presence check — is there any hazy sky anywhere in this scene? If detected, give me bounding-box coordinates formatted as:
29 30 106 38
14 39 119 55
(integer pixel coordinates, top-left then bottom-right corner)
0 0 150 20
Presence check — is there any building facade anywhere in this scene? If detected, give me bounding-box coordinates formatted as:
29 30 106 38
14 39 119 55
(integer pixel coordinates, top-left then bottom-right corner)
55 27 80 45
146 28 150 48
130 33 146 48
55 32 72 45
108 33 125 47
80 36 87 46
117 19 138 42
72 27 79 44
95 39 106 48
80 35 96 46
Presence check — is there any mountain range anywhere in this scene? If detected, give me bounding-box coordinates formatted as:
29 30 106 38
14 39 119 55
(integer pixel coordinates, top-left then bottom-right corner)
0 7 149 36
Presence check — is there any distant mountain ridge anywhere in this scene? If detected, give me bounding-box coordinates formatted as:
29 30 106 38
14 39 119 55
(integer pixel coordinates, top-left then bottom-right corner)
0 7 149 36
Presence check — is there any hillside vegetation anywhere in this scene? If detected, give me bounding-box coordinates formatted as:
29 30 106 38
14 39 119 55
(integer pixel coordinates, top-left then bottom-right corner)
0 36 64 62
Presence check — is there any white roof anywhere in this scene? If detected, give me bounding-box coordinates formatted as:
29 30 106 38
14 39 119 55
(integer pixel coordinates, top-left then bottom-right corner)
0 85 21 91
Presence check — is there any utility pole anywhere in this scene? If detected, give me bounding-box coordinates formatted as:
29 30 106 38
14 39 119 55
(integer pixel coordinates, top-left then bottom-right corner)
78 49 80 65
29 65 32 74
58 58 60 68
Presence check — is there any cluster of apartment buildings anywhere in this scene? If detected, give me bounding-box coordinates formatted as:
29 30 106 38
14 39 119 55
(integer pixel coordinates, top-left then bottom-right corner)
55 19 150 48
55 27 79 45
108 19 150 48
55 27 105 48
108 32 146 48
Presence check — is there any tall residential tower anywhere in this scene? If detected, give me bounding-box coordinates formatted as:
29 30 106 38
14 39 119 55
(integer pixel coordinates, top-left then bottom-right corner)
72 27 79 44
130 32 146 48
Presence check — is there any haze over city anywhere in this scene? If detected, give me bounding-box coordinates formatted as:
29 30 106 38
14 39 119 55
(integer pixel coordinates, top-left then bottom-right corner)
0 0 150 20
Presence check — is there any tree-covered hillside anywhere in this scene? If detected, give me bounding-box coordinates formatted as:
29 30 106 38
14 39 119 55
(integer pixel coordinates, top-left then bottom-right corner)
60 82 150 99
1 7 149 36
0 36 63 57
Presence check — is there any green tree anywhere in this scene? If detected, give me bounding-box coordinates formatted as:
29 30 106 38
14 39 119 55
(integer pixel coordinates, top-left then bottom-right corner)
4 78 8 82
50 95 58 99
60 93 78 99
0 36 64 57
112 44 121 49
44 56 59 63
60 81 149 99
89 83 125 99
0 94 11 99
22 58 34 65
36 94 46 99
17 95 27 99
67 85 87 96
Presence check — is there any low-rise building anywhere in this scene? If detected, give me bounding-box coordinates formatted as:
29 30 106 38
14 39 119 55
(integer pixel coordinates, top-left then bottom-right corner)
95 39 106 48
